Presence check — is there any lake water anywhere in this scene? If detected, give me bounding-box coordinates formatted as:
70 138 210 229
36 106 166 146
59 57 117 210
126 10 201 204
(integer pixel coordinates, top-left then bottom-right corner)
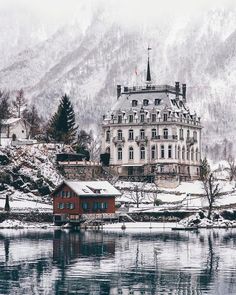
0 227 236 295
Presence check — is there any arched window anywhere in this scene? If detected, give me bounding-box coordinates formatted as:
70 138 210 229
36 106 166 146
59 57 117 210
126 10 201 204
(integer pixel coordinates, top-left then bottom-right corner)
117 147 122 160
132 100 138 107
129 147 134 160
105 147 110 154
151 128 157 139
161 145 165 159
117 130 122 140
163 128 168 139
168 145 172 158
182 146 185 160
196 148 199 161
178 146 180 159
151 145 156 160
140 129 145 139
128 129 134 140
140 146 145 160
191 148 194 161
187 147 190 160
143 99 149 106
106 130 110 142
193 131 197 141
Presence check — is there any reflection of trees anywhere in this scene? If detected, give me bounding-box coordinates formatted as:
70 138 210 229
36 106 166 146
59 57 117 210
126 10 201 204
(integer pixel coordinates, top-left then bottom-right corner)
199 232 220 291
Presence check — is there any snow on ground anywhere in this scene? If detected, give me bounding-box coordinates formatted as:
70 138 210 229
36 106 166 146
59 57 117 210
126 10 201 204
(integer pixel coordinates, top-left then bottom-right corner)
0 219 53 228
116 180 236 213
103 222 176 232
0 189 52 212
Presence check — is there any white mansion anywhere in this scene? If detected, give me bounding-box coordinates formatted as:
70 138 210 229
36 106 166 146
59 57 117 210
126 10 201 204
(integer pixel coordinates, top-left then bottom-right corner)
101 57 202 184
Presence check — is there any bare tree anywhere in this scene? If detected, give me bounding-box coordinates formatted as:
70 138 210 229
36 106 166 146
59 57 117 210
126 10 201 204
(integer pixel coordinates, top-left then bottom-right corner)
201 159 220 219
227 156 236 182
129 182 147 208
87 130 101 161
13 89 26 118
148 181 160 206
22 104 42 138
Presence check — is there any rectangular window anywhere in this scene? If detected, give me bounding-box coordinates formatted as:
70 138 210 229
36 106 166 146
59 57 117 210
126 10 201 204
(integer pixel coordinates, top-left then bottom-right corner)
118 115 122 123
61 191 65 198
168 145 172 158
129 115 133 123
151 114 156 122
101 202 108 209
140 130 145 139
58 203 65 209
128 130 134 140
161 145 165 159
163 114 168 121
82 202 89 210
140 114 144 122
151 129 157 139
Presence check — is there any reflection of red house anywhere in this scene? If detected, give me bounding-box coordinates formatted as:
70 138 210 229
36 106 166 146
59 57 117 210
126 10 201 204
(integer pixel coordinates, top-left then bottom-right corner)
51 180 121 225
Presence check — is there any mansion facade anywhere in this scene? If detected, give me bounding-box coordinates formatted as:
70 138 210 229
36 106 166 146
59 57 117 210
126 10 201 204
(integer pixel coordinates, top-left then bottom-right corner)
101 59 202 185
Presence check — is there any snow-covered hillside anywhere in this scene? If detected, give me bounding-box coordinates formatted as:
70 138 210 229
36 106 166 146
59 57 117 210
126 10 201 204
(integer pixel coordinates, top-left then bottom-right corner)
0 144 63 211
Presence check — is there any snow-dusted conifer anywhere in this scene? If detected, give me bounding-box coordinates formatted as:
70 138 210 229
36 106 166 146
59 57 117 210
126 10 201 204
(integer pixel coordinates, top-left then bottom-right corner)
48 94 77 144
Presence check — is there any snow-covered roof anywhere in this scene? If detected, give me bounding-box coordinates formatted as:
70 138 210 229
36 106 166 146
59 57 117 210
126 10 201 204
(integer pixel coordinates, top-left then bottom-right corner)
54 180 121 197
2 117 30 126
2 118 22 125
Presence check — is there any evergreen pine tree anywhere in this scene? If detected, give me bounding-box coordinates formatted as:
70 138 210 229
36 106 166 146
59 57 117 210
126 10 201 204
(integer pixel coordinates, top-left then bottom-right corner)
48 94 77 144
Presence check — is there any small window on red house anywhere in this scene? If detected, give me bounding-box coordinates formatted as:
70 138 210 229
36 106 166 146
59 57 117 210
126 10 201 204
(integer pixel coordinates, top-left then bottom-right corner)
58 203 64 209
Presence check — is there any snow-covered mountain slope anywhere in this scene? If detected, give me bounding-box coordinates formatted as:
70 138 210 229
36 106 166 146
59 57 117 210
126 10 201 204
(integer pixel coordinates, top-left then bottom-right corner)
0 7 236 156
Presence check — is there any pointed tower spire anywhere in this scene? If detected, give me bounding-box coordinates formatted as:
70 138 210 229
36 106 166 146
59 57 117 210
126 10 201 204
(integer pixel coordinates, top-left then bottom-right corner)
146 47 152 85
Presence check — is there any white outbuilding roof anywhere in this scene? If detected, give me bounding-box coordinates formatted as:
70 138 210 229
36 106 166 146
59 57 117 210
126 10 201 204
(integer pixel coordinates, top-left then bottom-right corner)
55 180 121 197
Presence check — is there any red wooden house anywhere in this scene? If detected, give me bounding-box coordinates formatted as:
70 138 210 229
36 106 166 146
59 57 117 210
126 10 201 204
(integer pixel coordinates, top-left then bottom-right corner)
51 180 121 225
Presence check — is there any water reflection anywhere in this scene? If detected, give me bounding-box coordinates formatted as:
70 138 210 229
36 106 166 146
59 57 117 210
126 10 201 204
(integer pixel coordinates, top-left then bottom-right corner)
0 228 235 294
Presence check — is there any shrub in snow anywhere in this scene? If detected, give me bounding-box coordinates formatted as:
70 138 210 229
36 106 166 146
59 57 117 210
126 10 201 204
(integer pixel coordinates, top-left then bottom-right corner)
4 194 10 211
154 199 163 206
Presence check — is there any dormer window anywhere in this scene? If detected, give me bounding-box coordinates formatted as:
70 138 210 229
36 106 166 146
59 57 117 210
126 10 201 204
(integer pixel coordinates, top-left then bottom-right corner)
118 115 122 123
163 113 168 121
143 99 149 106
155 99 161 105
132 100 138 107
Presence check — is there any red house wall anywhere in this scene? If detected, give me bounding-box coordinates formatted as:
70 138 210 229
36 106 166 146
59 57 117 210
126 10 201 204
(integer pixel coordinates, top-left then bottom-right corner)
52 183 116 215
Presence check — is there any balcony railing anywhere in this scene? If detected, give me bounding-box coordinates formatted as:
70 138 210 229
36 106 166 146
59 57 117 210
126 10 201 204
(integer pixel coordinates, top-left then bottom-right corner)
123 84 177 94
135 136 148 145
154 135 178 140
113 136 125 145
103 117 201 127
186 137 197 145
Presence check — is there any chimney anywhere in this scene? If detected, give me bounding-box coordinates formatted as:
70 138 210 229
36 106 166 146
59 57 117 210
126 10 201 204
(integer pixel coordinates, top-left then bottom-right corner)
175 82 180 100
117 85 121 99
182 84 186 102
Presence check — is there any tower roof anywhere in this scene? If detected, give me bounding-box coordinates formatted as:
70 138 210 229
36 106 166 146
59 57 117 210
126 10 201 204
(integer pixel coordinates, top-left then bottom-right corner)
146 57 151 83
146 47 152 84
